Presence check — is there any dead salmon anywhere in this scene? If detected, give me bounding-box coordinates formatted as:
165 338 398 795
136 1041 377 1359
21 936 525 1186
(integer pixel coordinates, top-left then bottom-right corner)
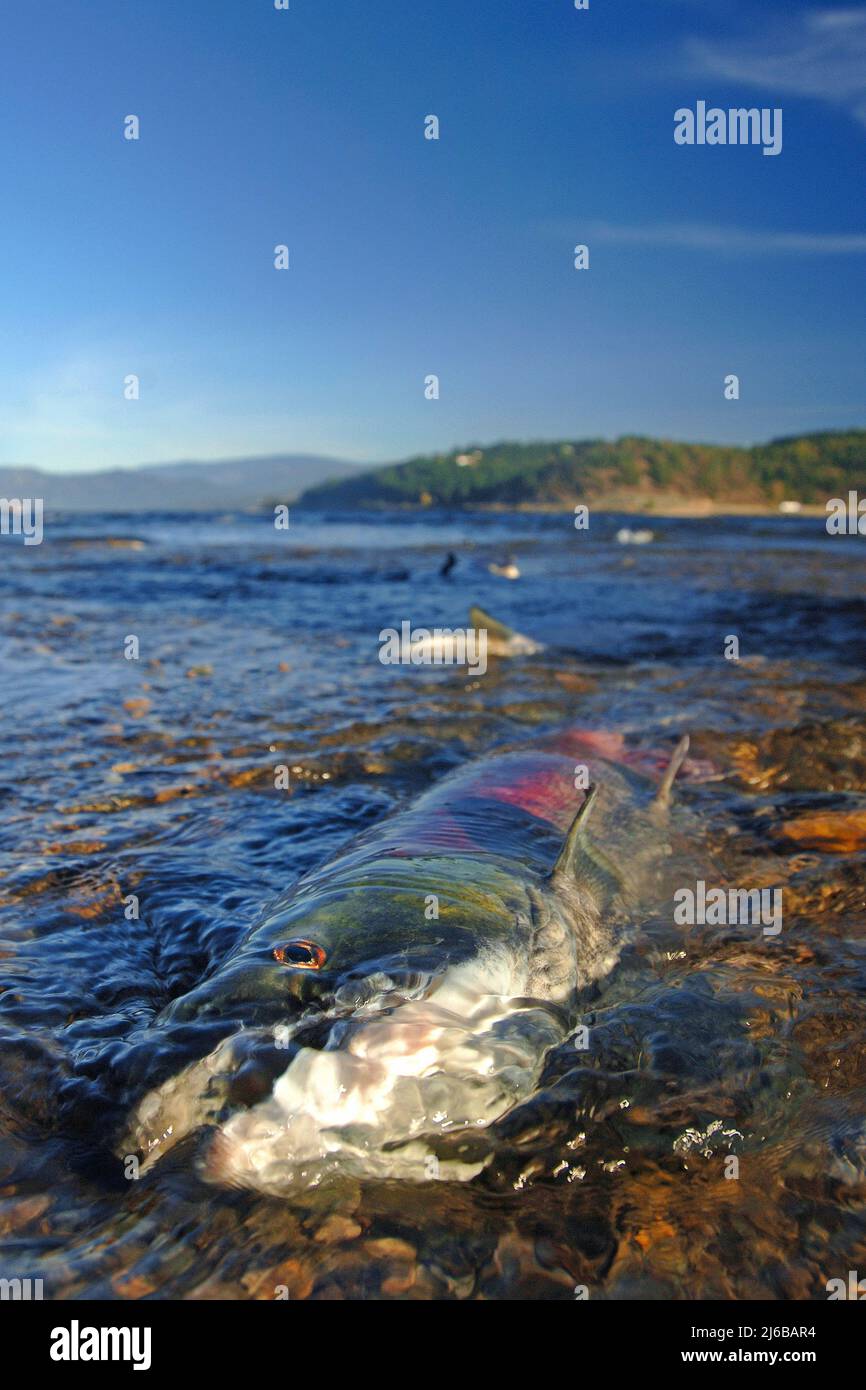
119 722 691 1192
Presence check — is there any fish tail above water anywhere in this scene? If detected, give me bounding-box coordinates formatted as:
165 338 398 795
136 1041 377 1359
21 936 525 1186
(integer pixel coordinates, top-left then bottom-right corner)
651 733 691 818
468 605 543 656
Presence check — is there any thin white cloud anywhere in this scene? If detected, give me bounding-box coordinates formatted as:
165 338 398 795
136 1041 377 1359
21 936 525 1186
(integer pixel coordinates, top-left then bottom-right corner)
586 221 866 255
688 8 866 127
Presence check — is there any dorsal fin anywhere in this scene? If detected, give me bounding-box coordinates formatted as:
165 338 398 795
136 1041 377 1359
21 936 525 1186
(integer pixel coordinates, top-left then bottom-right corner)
650 734 690 819
469 605 516 643
552 785 598 879
550 785 623 906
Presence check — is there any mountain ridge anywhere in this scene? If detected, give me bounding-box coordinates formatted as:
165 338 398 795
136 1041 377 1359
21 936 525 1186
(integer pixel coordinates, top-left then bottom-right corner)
0 454 363 512
295 431 866 512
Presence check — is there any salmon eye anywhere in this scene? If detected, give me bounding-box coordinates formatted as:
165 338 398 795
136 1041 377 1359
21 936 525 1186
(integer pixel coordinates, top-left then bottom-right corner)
273 939 327 970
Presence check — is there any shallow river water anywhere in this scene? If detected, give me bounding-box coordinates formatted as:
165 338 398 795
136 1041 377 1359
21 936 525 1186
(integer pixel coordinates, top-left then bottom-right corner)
1 508 864 1299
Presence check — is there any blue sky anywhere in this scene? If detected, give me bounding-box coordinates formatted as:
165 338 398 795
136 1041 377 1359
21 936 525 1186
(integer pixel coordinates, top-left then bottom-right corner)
1 0 864 473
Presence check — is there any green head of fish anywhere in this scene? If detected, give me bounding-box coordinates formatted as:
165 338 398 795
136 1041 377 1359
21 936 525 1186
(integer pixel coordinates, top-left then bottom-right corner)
119 850 610 1188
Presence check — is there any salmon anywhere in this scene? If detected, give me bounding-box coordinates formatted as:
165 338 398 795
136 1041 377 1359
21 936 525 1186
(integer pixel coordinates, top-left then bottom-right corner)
119 711 691 1192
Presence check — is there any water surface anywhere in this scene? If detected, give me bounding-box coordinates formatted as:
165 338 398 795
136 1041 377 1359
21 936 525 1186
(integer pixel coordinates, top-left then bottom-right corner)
1 508 864 1299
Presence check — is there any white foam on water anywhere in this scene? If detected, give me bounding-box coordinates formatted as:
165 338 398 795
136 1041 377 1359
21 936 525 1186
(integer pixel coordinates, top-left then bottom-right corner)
205 959 568 1190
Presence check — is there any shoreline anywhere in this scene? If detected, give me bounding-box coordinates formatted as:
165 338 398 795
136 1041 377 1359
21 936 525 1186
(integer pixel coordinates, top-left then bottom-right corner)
294 498 829 520
491 499 828 518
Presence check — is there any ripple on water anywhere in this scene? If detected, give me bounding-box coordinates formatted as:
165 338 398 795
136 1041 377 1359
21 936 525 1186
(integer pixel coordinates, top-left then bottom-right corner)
1 511 865 1297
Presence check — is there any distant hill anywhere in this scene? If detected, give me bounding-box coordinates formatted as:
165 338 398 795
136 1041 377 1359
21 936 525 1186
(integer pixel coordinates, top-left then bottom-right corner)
0 454 362 512
297 432 866 512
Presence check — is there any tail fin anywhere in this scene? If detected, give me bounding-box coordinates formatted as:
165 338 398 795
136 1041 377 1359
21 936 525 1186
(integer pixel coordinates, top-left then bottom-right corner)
469 605 517 643
469 606 543 655
651 735 690 817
